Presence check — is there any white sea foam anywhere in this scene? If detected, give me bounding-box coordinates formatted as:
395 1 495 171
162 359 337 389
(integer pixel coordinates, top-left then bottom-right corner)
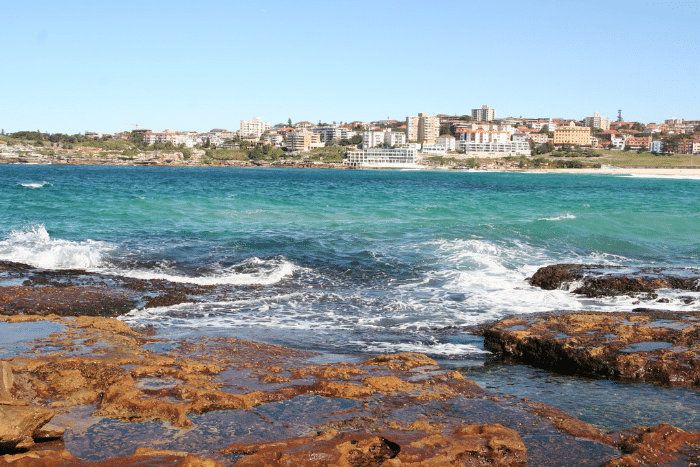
0 225 298 286
356 340 489 357
538 213 576 221
19 181 51 189
110 257 299 286
0 225 109 269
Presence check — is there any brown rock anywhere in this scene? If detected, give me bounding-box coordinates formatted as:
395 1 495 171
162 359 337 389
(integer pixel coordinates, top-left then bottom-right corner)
362 375 417 394
481 310 700 388
224 423 526 467
602 423 700 466
0 404 54 451
133 449 224 467
529 264 700 298
364 353 439 370
0 362 14 403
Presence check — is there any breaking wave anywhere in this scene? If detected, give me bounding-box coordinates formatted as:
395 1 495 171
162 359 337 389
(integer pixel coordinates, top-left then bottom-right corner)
0 224 108 269
18 181 52 189
0 225 298 286
538 213 576 221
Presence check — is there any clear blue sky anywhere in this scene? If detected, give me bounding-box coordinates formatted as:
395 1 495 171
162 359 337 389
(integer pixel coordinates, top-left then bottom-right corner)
1 0 697 134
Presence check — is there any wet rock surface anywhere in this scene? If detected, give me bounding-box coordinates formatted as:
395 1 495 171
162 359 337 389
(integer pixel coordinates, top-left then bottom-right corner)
0 260 220 316
529 263 700 300
480 310 700 387
0 314 698 466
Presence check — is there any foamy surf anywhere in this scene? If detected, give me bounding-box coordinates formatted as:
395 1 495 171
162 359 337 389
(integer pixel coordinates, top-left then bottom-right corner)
111 257 299 286
18 181 52 189
538 213 576 221
0 225 109 269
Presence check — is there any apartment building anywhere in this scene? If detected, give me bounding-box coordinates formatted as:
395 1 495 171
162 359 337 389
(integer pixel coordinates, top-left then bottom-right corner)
457 141 531 158
611 134 627 150
650 141 665 153
677 139 700 154
436 134 456 151
471 105 496 122
240 117 271 138
314 124 354 144
584 111 611 131
553 122 592 146
362 129 407 148
406 113 440 144
455 127 509 144
142 131 201 148
527 133 550 145
384 130 406 147
285 129 321 152
624 136 652 151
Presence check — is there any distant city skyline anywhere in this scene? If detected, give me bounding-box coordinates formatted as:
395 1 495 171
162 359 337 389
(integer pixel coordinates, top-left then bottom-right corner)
1 0 697 135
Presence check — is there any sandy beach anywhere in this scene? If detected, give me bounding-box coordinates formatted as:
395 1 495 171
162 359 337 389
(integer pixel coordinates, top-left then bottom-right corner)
525 167 700 176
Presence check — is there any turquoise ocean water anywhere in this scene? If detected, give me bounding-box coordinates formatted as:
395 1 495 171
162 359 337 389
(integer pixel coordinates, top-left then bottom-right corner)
2 164 700 430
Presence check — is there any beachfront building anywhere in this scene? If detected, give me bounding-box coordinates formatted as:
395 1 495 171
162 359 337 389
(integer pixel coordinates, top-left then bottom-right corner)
240 117 271 138
263 133 284 146
362 129 407 148
611 134 627 150
436 134 456 151
625 136 652 151
650 140 665 153
313 124 354 144
584 111 611 131
406 113 440 144
457 141 531 158
455 127 509 144
384 130 406 147
285 129 321 152
676 139 700 154
553 122 592 146
362 130 384 149
142 131 202 148
472 105 496 122
345 147 419 168
421 144 447 155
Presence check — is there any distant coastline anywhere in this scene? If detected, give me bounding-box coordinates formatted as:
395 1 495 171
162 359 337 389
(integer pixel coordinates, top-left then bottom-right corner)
3 141 700 176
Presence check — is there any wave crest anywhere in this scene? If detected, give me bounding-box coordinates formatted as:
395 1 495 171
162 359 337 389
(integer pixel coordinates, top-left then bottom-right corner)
18 181 52 189
0 225 109 269
113 257 299 286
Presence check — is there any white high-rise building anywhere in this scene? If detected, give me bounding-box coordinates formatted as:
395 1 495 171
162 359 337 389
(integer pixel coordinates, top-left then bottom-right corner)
239 117 271 138
471 105 496 122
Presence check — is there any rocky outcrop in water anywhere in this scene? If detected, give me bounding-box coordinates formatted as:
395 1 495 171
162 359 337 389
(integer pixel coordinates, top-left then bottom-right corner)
0 260 217 317
529 264 700 300
481 310 700 386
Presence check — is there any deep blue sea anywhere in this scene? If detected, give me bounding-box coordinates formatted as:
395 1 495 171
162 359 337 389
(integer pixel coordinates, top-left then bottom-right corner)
2 164 700 430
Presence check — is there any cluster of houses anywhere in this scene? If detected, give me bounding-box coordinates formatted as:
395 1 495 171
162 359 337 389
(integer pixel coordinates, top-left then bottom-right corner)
94 107 699 168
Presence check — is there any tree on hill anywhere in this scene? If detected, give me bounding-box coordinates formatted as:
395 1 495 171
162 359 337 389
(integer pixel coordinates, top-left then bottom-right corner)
439 124 455 136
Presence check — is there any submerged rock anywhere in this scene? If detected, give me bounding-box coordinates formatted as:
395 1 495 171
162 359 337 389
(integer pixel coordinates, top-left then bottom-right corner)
480 310 700 386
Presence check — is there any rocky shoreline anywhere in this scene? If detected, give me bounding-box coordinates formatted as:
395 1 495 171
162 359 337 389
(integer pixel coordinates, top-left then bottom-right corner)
2 313 699 467
3 260 700 465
